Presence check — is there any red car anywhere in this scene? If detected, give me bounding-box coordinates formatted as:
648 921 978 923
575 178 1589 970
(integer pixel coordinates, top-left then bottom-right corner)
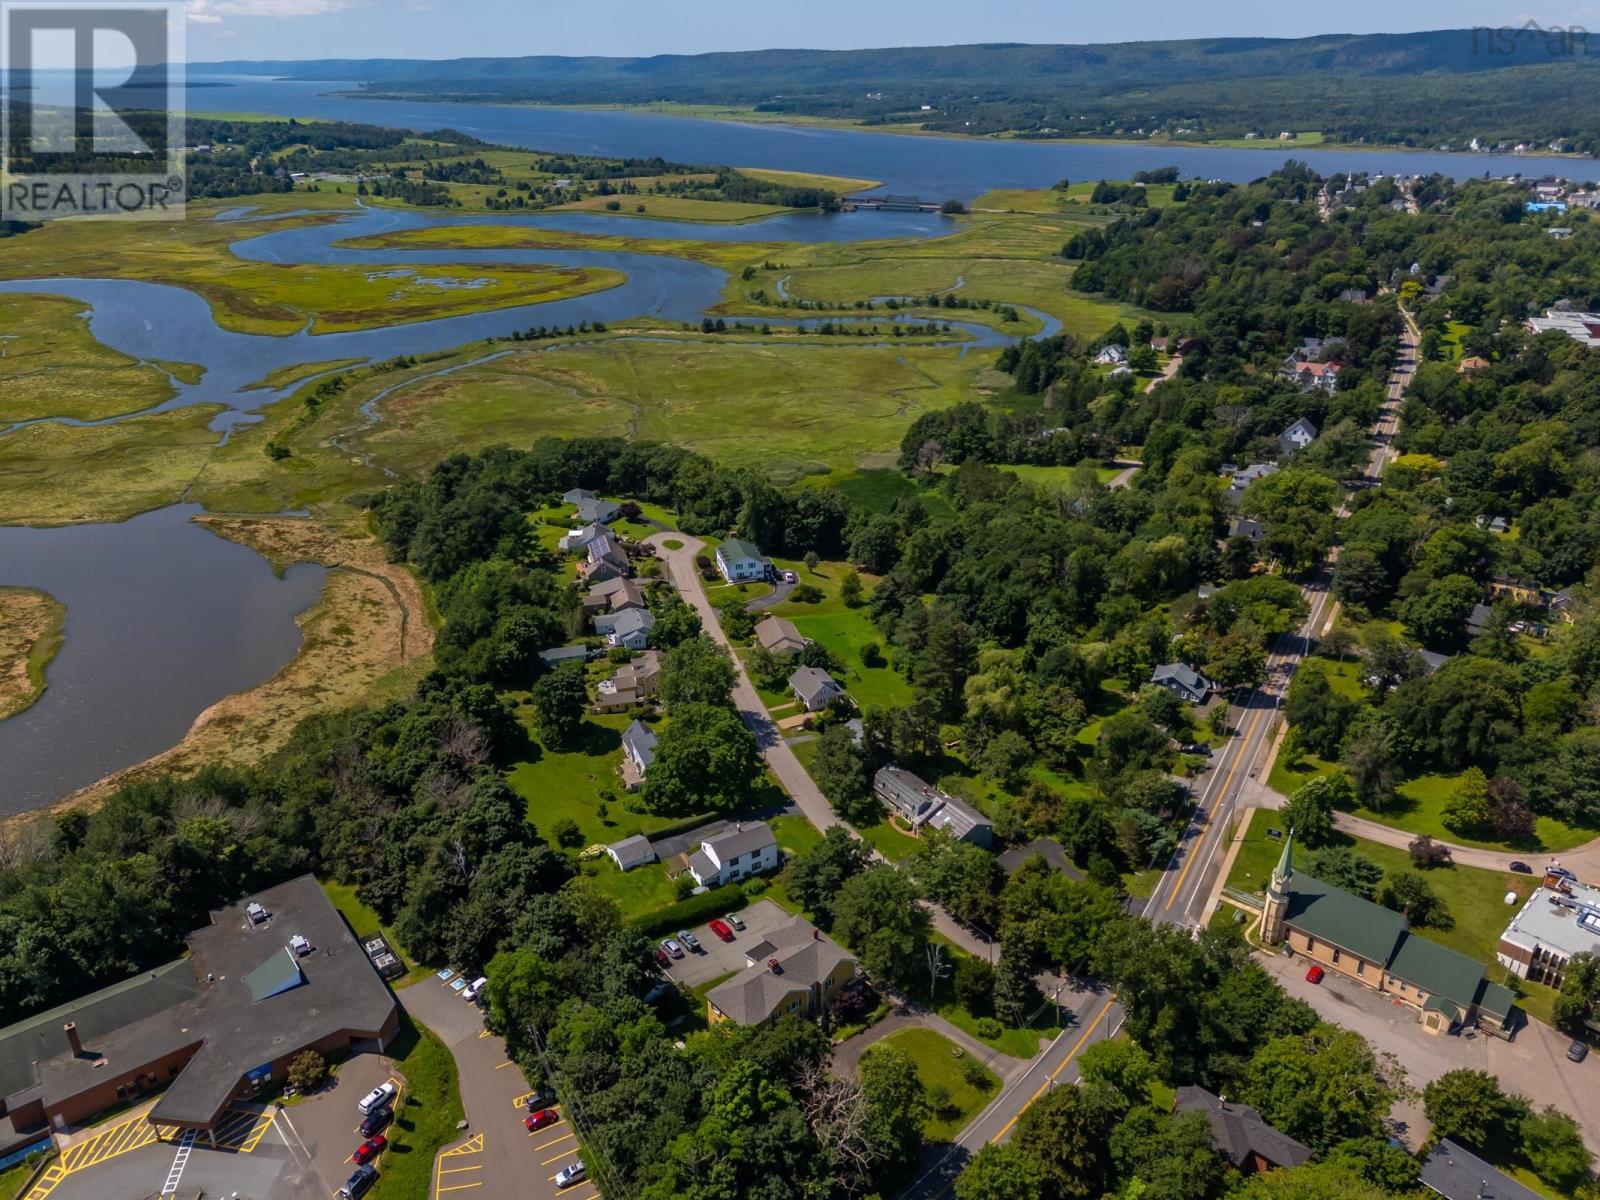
524 1108 560 1132
1305 965 1325 985
352 1134 387 1165
707 919 734 943
654 946 671 968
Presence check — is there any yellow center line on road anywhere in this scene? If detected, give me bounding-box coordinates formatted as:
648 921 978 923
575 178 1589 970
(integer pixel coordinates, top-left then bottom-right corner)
1164 703 1268 912
989 997 1115 1143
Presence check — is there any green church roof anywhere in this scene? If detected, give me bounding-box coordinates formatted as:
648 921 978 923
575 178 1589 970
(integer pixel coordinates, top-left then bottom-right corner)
1284 872 1407 966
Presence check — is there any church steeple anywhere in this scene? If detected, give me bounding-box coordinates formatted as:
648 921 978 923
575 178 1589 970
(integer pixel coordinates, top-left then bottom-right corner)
1262 826 1294 943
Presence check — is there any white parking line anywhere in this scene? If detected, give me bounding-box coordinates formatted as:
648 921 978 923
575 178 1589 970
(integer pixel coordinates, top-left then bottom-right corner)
160 1129 197 1196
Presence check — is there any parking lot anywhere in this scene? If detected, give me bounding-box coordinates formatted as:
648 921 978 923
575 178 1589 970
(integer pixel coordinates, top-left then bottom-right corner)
658 898 794 990
400 973 596 1200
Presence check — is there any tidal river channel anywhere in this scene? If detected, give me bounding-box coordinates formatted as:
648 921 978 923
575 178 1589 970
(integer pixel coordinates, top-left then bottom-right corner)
5 81 1595 812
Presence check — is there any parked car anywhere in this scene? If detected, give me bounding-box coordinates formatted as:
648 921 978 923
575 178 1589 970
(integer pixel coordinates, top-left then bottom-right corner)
357 1082 397 1114
1549 865 1578 881
1509 861 1532 874
783 570 798 583
462 976 488 1002
1569 1041 1590 1063
726 912 745 931
555 1161 588 1189
1305 965 1325 985
339 1164 377 1199
661 939 684 959
654 946 672 968
525 1108 560 1132
359 1105 393 1138
707 919 734 942
678 929 701 952
523 1090 556 1113
352 1135 387 1165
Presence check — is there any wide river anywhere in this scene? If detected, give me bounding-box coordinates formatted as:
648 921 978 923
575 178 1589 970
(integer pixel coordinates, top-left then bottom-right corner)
3 80 1593 813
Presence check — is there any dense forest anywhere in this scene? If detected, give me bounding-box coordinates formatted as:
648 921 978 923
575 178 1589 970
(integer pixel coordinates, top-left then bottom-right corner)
211 31 1600 149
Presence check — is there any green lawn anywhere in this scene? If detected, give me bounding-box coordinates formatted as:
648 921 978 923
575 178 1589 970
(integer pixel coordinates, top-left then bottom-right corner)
863 1028 1000 1142
0 1158 39 1200
934 999 1056 1060
370 1013 469 1200
766 560 915 709
856 817 924 862
322 880 432 983
505 710 704 847
1347 773 1600 855
1224 810 1540 1003
585 858 681 920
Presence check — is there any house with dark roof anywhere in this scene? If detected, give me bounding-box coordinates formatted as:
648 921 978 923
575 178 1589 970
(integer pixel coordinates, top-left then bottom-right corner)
574 496 621 525
1228 516 1265 542
685 822 780 888
1262 833 1516 1037
561 487 596 507
582 576 645 614
789 666 844 712
1419 1139 1542 1200
1466 603 1493 639
0 877 398 1150
1151 662 1216 704
538 644 593 669
872 766 994 848
705 917 858 1028
560 521 611 554
1173 1086 1312 1175
580 532 630 584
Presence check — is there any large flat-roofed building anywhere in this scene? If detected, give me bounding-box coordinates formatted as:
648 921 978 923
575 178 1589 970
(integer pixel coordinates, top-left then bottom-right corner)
1497 871 1600 988
0 875 398 1149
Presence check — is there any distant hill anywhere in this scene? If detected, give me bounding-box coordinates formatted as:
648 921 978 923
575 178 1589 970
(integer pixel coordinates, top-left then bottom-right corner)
202 31 1600 150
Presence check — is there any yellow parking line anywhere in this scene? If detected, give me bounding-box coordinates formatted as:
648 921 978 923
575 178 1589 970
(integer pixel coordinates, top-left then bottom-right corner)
442 1133 484 1156
532 1129 573 1148
438 1184 483 1194
494 1060 516 1069
439 1164 483 1174
541 1147 580 1165
511 1090 539 1109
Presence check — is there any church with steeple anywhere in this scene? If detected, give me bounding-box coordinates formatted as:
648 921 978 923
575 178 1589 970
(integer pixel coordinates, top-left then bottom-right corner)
1256 826 1517 1038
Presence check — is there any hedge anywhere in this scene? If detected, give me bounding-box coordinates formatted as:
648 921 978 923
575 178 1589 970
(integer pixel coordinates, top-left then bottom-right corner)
631 884 747 937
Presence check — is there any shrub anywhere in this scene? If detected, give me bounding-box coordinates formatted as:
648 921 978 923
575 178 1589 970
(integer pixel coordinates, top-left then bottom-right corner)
860 641 885 668
975 1016 1004 1040
286 1049 327 1092
791 583 824 603
630 884 747 936
741 878 767 896
552 818 583 848
962 1057 994 1090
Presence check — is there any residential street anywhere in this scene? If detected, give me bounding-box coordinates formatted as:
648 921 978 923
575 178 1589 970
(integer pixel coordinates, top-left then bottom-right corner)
1332 811 1600 877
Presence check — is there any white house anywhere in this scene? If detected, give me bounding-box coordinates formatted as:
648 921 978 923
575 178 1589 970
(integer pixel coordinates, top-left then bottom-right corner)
1151 662 1216 704
1094 344 1128 366
686 822 780 888
1278 361 1342 394
716 538 768 583
606 834 658 872
789 667 844 712
1278 417 1319 457
620 720 657 789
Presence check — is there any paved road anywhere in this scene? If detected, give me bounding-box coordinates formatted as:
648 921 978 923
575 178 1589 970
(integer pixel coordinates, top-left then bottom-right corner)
643 531 992 960
1144 307 1420 933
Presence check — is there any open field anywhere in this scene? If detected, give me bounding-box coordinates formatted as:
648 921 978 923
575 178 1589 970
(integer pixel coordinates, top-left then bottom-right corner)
35 516 432 813
344 336 994 486
740 167 881 193
0 586 65 720
862 1027 1000 1142
551 194 794 222
0 195 623 336
0 294 183 423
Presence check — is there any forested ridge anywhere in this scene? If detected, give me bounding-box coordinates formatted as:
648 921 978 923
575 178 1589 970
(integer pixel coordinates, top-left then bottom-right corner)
210 31 1600 149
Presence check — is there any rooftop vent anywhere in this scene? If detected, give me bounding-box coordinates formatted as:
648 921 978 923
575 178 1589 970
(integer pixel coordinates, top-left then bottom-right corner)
246 902 269 925
289 934 312 956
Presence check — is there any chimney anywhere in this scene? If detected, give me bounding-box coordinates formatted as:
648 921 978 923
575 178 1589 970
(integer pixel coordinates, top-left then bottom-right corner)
64 1022 83 1057
812 928 820 941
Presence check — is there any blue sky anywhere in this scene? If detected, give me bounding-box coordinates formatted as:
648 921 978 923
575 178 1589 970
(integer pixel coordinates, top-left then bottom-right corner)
185 2 1600 62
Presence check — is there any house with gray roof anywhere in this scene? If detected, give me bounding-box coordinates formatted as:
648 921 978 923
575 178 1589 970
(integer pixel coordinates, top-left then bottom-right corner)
620 720 658 789
755 615 808 656
872 766 994 848
1420 1139 1542 1200
1225 462 1278 506
595 650 661 710
0 876 398 1149
538 644 592 668
580 531 630 584
560 521 611 554
598 606 655 650
562 487 596 507
605 834 658 873
1151 662 1217 704
715 538 768 583
1278 416 1319 458
1228 515 1265 542
583 576 646 615
789 666 845 712
1173 1085 1313 1175
685 822 780 889
576 496 622 525
705 916 858 1029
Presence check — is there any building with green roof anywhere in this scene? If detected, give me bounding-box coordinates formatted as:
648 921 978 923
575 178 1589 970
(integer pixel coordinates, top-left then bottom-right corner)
1262 830 1517 1039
